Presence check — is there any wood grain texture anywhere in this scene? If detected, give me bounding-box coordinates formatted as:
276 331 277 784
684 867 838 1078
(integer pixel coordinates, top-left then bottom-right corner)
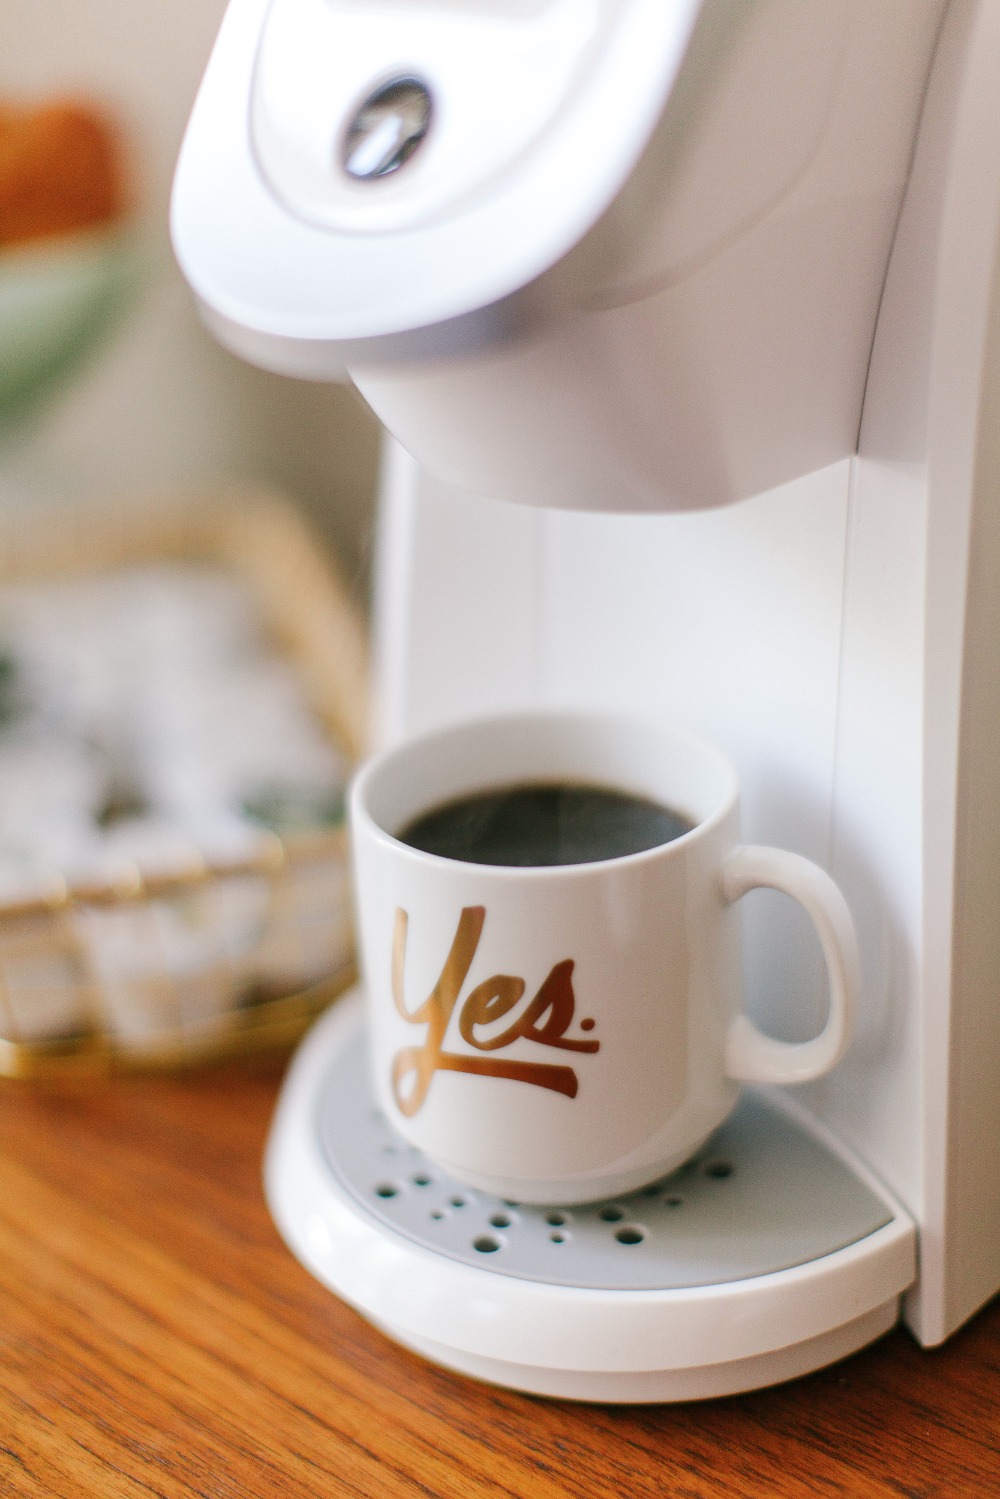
2 1058 1000 1499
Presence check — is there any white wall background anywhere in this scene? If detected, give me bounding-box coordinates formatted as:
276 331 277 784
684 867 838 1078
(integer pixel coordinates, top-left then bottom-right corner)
0 0 380 594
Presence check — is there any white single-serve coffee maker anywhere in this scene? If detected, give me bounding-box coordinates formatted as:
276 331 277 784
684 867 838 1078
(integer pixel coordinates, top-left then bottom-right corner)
172 0 1000 1399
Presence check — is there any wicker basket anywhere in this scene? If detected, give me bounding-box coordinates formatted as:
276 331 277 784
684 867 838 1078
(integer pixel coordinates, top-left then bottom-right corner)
0 485 368 1077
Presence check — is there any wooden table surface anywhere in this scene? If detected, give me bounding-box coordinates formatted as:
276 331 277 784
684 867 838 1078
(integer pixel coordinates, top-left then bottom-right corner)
3 1046 1000 1499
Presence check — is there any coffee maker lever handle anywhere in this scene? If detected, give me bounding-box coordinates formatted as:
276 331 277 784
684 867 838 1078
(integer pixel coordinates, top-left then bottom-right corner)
720 845 859 1086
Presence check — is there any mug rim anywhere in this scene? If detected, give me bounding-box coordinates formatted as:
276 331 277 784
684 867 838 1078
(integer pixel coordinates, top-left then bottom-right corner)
350 709 739 876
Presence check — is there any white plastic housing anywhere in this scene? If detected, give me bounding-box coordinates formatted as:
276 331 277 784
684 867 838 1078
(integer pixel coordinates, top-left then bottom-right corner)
172 0 946 510
173 0 701 358
369 0 1000 1350
170 0 1000 1390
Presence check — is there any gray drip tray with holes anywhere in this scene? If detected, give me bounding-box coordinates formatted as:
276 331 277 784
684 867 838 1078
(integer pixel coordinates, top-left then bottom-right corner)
317 1029 894 1292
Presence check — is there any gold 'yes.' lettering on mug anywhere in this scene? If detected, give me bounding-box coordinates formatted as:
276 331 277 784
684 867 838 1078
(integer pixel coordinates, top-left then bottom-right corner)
390 905 600 1117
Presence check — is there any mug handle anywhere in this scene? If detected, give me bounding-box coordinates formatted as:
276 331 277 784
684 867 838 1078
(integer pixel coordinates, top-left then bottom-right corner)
720 845 859 1085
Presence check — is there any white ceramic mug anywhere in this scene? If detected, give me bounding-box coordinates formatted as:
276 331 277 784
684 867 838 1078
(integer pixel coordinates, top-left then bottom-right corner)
350 711 858 1205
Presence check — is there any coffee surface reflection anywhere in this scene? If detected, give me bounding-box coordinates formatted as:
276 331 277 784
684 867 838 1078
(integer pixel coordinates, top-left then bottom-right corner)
398 782 694 867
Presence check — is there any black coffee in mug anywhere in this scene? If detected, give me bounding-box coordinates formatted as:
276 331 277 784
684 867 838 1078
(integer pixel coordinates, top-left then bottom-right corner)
398 781 695 867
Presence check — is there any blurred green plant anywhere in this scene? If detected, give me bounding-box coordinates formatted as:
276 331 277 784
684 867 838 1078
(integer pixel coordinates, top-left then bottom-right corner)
0 227 140 433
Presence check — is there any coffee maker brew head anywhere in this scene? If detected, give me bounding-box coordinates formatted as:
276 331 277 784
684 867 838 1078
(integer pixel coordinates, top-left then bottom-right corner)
172 0 946 511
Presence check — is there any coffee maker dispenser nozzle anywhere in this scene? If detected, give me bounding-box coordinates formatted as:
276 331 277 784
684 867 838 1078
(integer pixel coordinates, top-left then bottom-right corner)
172 0 946 512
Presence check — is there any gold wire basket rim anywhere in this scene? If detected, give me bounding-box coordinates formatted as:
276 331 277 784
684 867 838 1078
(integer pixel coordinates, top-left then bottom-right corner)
0 484 368 1077
0 965 357 1080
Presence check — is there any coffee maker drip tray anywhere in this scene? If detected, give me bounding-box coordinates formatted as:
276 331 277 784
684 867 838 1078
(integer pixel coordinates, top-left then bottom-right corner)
319 1039 891 1293
265 992 916 1402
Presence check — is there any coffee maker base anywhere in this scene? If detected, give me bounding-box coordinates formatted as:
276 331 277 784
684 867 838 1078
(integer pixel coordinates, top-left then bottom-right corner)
265 991 916 1403
384 1300 900 1403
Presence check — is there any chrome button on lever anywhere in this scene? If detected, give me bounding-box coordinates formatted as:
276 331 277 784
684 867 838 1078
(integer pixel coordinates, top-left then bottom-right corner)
341 77 433 181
